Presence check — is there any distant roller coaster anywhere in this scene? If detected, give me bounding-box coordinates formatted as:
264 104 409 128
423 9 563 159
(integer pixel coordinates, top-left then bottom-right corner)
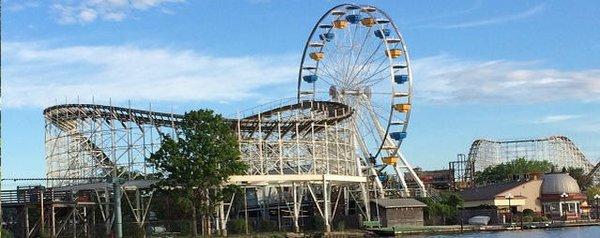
468 136 594 172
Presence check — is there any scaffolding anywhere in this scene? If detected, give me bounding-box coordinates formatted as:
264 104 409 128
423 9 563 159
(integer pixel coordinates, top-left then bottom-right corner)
22 100 374 236
39 103 181 237
228 100 371 233
448 154 475 189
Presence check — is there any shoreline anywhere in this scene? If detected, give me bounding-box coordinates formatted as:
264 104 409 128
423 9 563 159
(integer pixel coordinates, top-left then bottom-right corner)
366 221 600 236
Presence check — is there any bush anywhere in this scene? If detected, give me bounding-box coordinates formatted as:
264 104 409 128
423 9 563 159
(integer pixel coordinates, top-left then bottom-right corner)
523 209 534 217
123 223 146 238
310 215 325 231
258 219 278 232
1 229 13 238
334 220 346 231
228 218 248 234
522 216 533 223
531 215 549 222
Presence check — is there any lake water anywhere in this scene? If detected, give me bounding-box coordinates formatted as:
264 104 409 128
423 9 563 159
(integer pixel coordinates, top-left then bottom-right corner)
409 226 600 238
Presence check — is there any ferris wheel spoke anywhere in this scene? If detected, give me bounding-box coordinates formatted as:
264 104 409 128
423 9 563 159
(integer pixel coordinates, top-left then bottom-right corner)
355 108 382 151
354 63 390 88
347 41 383 84
344 23 361 83
360 98 397 148
346 28 372 86
352 97 385 147
358 75 389 88
350 49 387 86
319 62 345 86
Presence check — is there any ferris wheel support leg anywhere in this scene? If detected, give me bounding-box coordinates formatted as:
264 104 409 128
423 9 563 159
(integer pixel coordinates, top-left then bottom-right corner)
393 165 410 196
398 153 427 197
292 183 300 233
323 180 331 233
370 167 385 197
360 183 372 221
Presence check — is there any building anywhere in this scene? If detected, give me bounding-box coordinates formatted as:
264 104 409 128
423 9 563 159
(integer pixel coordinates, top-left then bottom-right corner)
371 198 426 227
405 168 455 190
540 173 588 220
459 173 588 223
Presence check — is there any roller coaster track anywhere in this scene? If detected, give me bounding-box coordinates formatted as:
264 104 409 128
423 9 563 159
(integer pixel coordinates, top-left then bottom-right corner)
44 101 354 182
44 104 184 127
44 100 352 135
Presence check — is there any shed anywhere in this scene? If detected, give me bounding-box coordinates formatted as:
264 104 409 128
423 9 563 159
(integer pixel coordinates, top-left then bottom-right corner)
371 198 426 227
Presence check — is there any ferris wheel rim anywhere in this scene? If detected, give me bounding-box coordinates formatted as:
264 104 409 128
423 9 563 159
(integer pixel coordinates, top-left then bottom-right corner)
296 3 413 160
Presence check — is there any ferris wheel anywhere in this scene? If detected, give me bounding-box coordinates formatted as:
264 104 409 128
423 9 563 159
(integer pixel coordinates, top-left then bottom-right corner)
297 4 425 196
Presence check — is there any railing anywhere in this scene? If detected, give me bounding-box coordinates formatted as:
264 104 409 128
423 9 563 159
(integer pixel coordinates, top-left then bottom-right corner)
1 187 94 205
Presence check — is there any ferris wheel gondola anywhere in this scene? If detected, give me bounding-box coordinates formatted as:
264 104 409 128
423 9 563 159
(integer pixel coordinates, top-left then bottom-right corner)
297 4 426 196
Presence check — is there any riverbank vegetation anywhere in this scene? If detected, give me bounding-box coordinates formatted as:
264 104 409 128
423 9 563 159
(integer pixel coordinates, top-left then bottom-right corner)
419 192 463 225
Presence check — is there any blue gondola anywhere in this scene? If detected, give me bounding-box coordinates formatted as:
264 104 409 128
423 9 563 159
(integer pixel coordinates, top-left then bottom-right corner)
345 14 362 24
374 29 390 38
319 32 335 42
394 75 408 84
390 132 407 140
303 75 318 83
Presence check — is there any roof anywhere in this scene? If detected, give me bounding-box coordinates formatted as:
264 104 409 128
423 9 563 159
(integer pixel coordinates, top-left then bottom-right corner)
372 198 426 208
459 180 530 201
541 173 581 195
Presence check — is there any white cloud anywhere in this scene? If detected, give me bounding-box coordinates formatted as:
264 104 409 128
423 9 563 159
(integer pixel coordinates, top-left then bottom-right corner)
2 42 297 108
417 4 544 29
51 0 184 24
535 115 582 124
412 55 600 104
5 0 41 11
3 42 599 108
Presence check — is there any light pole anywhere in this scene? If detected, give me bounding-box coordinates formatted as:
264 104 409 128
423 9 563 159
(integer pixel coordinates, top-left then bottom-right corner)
560 192 569 221
594 194 600 222
505 193 514 225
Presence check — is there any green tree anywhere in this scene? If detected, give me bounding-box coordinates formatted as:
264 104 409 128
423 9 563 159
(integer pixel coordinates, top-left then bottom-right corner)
586 185 600 202
420 192 463 225
565 167 587 189
147 109 247 236
475 158 553 184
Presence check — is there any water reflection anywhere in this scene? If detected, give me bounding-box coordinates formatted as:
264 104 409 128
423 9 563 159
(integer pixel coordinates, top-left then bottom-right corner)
407 226 599 238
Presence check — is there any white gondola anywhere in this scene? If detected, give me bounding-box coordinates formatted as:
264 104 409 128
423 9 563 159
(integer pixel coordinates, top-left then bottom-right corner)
309 42 324 47
393 64 408 69
361 6 376 12
386 39 402 44
331 10 345 16
376 18 390 24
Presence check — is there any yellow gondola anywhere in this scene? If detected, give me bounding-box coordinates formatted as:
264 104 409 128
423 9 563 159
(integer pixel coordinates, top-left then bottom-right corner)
360 17 376 27
309 52 325 61
385 49 403 58
333 19 348 29
393 103 411 113
382 156 399 165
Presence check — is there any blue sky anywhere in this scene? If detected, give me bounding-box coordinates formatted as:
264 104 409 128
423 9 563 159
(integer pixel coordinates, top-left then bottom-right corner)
2 0 600 184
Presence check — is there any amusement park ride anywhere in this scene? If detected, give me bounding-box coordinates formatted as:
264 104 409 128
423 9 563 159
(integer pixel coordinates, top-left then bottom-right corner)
3 3 596 237
2 4 425 236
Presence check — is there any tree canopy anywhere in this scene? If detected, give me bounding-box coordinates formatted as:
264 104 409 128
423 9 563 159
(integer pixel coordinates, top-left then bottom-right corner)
564 167 587 189
147 109 247 236
420 192 463 225
474 158 553 184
